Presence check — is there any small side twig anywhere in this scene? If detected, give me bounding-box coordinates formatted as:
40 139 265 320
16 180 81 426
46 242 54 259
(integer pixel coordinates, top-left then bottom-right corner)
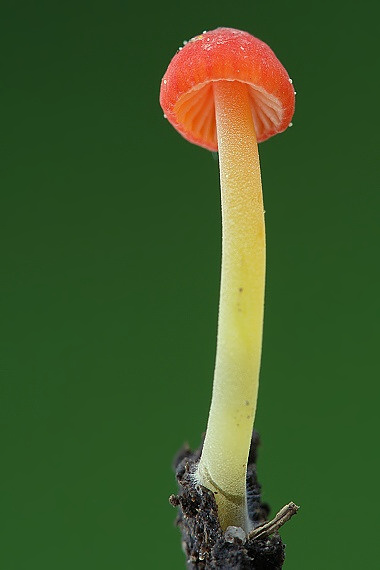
248 502 300 540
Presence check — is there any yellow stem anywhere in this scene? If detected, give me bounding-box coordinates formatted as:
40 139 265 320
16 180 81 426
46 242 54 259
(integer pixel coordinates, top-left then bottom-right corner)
196 80 265 532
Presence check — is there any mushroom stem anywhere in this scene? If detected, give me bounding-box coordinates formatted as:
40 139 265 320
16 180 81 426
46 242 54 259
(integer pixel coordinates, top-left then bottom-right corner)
196 80 265 532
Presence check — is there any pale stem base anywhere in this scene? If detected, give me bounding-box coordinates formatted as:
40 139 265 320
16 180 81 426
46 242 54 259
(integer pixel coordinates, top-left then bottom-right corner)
195 80 265 532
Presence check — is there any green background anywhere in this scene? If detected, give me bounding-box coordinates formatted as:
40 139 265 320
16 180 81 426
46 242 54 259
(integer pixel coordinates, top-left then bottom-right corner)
1 1 378 568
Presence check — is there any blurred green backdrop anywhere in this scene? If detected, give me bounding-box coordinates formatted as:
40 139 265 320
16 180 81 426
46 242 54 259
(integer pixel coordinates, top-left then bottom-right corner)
1 1 379 568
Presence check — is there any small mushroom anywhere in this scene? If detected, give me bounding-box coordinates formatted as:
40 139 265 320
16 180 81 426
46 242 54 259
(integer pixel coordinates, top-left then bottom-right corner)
160 27 295 532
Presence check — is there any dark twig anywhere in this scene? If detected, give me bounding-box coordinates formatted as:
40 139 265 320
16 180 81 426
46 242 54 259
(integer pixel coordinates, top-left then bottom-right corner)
248 502 300 540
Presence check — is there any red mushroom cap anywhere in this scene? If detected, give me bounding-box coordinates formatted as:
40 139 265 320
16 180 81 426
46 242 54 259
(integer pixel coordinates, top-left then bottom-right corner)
160 27 295 151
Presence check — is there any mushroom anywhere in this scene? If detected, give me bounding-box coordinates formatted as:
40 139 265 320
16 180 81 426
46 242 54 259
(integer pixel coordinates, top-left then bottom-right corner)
160 27 295 532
